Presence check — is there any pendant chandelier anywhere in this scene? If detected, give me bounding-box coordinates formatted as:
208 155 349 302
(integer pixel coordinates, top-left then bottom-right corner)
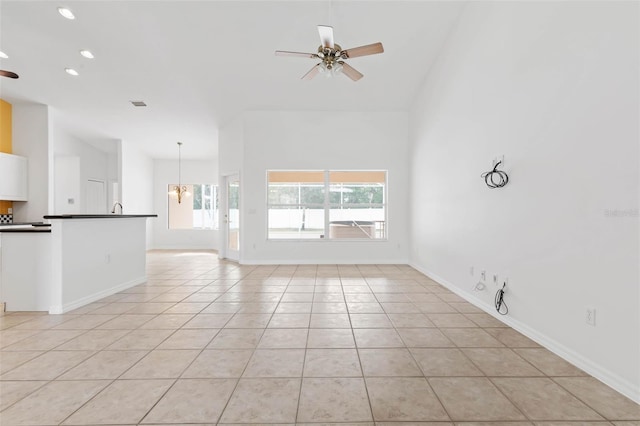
170 141 189 203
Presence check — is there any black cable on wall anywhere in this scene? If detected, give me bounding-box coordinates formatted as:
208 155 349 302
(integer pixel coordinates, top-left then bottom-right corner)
482 161 509 188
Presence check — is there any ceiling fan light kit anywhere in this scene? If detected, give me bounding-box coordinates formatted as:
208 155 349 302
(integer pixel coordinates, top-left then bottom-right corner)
276 25 383 81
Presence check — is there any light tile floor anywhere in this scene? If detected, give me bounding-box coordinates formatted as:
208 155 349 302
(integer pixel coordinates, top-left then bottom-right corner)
0 250 638 425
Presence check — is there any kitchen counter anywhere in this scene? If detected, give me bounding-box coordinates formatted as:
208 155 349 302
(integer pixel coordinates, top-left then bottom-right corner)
1 214 156 313
0 229 52 311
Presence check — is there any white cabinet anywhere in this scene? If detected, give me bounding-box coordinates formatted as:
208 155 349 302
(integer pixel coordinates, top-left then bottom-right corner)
0 153 28 201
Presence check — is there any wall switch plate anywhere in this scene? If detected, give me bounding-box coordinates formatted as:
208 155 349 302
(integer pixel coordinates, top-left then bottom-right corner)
493 274 499 285
469 266 474 276
7 208 12 214
480 270 486 282
586 307 596 326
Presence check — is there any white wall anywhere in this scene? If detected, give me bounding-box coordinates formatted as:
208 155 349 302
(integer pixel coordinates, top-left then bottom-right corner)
53 127 111 214
11 104 52 222
152 159 218 249
53 156 81 214
218 116 244 177
120 141 155 247
225 110 410 264
409 2 639 401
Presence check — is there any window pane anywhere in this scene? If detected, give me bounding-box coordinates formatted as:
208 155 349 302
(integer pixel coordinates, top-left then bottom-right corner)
329 171 386 184
329 171 385 206
300 184 325 204
193 184 203 209
268 184 325 205
214 185 219 230
193 184 217 229
329 183 384 205
268 207 324 239
329 206 385 239
269 171 324 183
268 184 299 204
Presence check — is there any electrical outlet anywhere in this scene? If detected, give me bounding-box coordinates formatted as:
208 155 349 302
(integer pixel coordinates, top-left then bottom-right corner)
586 307 596 326
480 270 486 282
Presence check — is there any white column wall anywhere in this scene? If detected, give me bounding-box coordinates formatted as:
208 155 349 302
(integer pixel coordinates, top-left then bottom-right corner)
120 141 155 247
218 116 245 259
408 2 639 401
11 104 51 222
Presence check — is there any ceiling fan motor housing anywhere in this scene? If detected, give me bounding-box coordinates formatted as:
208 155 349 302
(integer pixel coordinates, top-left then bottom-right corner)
318 43 342 69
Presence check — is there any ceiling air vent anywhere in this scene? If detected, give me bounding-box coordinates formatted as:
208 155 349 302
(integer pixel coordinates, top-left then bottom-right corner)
130 101 147 107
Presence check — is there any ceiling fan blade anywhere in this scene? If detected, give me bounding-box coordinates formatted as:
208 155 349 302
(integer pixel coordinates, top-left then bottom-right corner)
301 63 321 80
341 62 363 81
342 42 384 59
0 70 19 79
275 50 319 59
318 25 334 49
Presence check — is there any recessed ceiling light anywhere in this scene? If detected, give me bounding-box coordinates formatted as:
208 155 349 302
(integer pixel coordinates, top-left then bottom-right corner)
58 7 75 20
80 50 94 59
65 68 79 76
0 51 8 59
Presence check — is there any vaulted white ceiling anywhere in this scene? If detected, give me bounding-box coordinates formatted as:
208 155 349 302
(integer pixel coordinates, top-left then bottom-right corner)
0 1 464 159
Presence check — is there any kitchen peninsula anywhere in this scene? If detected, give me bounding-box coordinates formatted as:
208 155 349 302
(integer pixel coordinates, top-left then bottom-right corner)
0 214 156 314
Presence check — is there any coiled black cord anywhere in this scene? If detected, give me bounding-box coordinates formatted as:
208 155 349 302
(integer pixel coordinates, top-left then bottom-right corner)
482 161 509 188
495 283 508 315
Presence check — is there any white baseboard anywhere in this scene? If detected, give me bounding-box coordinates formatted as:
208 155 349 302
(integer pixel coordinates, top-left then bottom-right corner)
48 276 147 315
240 258 410 265
410 262 640 404
150 245 217 250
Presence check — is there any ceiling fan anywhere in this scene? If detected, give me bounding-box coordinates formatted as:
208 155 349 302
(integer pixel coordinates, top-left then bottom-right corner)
276 25 383 81
0 70 19 79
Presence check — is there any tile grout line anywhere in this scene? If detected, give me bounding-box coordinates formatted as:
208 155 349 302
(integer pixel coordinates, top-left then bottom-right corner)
293 264 312 425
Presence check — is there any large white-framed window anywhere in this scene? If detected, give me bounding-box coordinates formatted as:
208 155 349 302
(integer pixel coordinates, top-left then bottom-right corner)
168 183 219 230
267 170 386 240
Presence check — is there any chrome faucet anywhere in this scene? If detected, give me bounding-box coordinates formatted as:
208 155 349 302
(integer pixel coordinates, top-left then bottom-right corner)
111 202 123 214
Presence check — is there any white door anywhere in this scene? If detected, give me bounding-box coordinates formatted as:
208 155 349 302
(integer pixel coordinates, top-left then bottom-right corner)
86 179 106 213
225 174 240 262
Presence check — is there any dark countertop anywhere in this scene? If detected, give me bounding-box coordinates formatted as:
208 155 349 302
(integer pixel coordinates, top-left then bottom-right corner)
43 214 157 219
0 228 51 233
0 223 51 233
0 222 47 226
